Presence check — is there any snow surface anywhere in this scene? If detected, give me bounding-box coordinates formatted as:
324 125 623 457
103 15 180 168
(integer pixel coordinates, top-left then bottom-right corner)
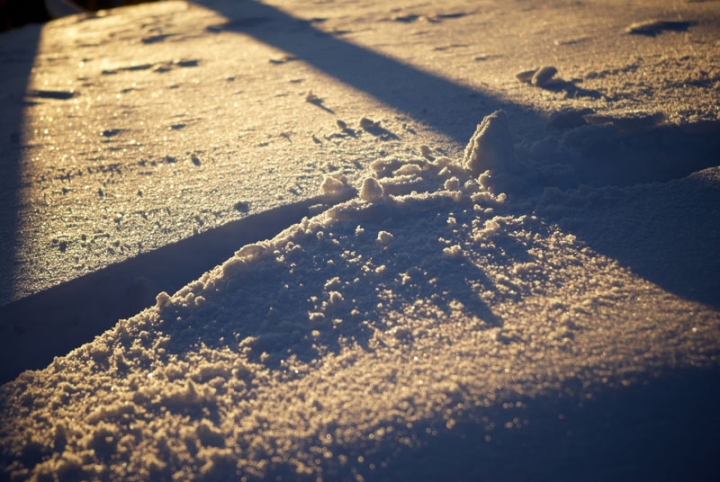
1 0 720 480
2 117 720 480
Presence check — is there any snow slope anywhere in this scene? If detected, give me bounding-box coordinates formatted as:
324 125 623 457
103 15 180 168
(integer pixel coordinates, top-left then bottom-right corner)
1 0 720 480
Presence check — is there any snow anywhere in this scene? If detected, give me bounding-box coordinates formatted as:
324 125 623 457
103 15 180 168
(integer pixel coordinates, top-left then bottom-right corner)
531 66 558 87
462 110 517 175
3 107 720 479
1 0 720 480
359 177 383 203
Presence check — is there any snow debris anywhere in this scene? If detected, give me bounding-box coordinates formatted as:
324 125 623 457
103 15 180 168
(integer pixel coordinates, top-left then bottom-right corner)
221 242 273 278
308 311 326 326
433 156 453 168
235 242 270 261
484 218 501 232
2 138 718 481
549 108 595 129
326 291 345 312
516 66 558 86
156 291 172 309
442 244 463 258
360 177 384 202
444 177 461 191
462 110 517 175
305 90 321 103
376 230 394 245
3 80 719 482
370 157 399 173
515 68 538 82
359 117 380 129
394 163 424 176
269 54 298 64
531 66 558 87
320 173 353 199
324 277 341 290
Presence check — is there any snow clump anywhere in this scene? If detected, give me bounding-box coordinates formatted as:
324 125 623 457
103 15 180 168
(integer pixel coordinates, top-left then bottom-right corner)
360 177 384 202
462 110 517 175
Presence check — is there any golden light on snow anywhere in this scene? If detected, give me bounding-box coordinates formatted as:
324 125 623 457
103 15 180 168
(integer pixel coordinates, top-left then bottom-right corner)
1 0 719 480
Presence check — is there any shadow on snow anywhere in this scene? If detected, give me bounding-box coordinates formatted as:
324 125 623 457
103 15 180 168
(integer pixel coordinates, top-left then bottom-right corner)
1 2 719 478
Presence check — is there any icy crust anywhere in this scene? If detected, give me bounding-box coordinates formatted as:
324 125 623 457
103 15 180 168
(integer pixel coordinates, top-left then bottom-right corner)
2 122 720 482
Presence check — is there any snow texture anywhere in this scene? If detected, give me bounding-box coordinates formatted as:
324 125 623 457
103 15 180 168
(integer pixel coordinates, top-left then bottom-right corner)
2 107 719 480
1 0 720 481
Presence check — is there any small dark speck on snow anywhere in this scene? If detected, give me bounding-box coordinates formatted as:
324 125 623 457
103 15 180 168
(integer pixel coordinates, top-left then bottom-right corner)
176 59 200 68
141 34 175 44
626 19 695 36
393 14 420 23
234 201 250 213
27 89 75 100
436 12 467 20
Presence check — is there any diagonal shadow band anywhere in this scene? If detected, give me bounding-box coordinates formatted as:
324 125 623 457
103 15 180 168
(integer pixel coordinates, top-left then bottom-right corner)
199 0 536 145
0 191 354 385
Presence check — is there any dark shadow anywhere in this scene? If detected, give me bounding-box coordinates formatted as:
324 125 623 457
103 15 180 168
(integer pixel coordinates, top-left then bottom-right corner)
0 192 354 384
627 20 696 37
361 124 400 140
327 127 358 139
0 25 41 307
306 97 335 114
558 122 720 187
291 366 720 481
26 88 77 100
0 0 49 31
540 172 720 310
540 78 604 100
